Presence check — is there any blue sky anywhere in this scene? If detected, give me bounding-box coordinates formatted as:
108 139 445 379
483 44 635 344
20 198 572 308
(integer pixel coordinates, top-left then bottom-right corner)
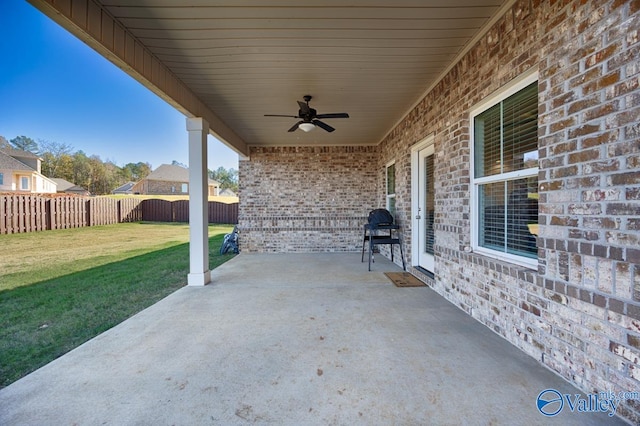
0 0 239 171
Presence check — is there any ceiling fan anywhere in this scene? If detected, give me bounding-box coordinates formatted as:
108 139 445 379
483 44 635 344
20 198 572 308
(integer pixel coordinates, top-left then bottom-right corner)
264 95 349 133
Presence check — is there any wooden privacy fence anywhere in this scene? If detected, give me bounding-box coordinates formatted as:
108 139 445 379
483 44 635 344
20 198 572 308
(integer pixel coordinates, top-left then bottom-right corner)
0 195 238 234
136 199 238 224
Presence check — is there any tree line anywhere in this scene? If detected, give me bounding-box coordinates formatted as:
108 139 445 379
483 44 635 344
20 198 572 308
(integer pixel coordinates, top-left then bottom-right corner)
1 135 238 195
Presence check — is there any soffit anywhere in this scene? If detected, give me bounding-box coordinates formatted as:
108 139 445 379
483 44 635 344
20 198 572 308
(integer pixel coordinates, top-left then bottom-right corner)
53 1 512 150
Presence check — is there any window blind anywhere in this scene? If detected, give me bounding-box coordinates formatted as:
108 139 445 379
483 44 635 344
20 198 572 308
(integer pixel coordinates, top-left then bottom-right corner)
475 81 538 178
425 154 435 255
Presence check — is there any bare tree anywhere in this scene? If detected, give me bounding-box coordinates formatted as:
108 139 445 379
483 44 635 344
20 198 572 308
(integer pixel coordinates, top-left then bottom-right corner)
39 139 74 178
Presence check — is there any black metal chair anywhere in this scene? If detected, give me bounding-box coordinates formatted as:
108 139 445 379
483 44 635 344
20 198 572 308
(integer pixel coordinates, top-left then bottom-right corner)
361 209 406 271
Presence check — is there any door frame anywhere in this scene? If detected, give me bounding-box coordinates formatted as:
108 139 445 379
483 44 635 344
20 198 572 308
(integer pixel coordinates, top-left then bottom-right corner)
410 134 435 268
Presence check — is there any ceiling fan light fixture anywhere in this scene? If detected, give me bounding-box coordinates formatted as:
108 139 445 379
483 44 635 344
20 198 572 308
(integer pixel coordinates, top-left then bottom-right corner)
299 122 315 132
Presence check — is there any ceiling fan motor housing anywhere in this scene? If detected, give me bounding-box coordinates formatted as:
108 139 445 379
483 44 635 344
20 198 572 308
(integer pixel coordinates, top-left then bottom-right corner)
300 108 317 120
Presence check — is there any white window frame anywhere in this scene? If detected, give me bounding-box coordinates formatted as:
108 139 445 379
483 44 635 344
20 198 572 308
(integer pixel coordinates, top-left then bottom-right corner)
20 176 30 190
385 161 396 215
470 70 539 269
181 183 188 193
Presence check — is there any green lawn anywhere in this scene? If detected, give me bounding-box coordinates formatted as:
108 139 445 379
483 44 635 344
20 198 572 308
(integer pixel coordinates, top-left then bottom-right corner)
0 222 236 388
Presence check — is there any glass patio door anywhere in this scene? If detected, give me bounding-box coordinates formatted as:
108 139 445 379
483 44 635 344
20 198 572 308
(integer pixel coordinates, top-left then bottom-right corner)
418 145 435 271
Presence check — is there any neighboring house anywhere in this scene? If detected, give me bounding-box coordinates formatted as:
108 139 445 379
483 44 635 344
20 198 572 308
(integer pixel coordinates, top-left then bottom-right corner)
51 178 90 196
218 188 237 197
0 147 56 194
111 181 136 195
132 164 219 196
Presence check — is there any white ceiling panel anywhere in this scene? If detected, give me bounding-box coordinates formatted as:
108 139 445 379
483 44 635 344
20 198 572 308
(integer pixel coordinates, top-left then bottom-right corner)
92 0 510 148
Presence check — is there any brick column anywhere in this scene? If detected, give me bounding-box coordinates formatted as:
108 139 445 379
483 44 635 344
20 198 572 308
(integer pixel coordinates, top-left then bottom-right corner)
186 117 211 286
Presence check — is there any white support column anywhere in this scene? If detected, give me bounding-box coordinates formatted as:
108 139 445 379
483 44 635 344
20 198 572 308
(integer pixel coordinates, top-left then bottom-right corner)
186 117 211 286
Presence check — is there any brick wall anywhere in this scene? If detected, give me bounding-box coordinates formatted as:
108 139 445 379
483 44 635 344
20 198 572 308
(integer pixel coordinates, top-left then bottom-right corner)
537 1 640 419
237 1 639 422
374 0 640 423
145 180 188 195
132 179 218 196
238 146 379 252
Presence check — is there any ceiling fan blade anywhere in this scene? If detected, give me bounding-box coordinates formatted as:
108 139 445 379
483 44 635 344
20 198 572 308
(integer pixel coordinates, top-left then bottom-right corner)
316 113 350 119
297 100 311 116
313 119 335 132
265 114 299 118
288 121 303 132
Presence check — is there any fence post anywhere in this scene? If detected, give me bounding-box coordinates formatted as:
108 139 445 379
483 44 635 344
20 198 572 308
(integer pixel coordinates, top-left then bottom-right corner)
86 198 91 227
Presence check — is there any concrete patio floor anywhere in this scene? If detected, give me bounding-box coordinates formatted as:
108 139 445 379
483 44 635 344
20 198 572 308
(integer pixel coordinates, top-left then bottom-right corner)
0 253 626 425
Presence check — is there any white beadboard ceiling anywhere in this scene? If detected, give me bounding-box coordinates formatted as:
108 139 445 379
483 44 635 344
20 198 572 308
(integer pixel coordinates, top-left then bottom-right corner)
39 0 512 153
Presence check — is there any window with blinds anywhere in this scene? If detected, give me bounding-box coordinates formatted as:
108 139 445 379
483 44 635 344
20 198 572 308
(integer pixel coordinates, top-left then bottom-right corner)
472 77 539 267
475 82 538 178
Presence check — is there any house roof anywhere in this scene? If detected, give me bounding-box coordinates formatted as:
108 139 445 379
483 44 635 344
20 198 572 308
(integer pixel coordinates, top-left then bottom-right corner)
112 181 136 193
219 188 237 197
51 178 89 194
30 1 510 157
1 146 39 160
0 149 35 172
51 178 76 191
145 164 189 182
145 164 220 186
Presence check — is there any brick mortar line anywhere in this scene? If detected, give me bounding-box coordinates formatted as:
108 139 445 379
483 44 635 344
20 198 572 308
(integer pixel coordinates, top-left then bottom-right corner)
437 246 639 318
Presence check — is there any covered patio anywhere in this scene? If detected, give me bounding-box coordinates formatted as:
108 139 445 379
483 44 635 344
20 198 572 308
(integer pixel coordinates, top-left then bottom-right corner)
15 0 640 423
0 254 623 424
